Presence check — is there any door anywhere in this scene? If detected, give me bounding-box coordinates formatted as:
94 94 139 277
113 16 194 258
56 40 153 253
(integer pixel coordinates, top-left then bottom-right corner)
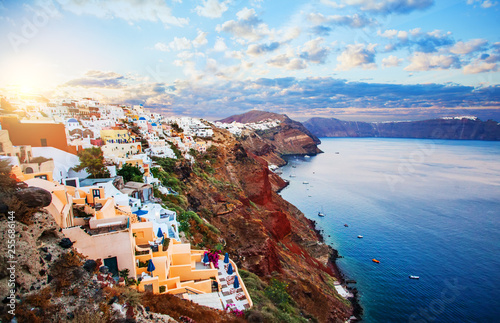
103 257 119 277
144 284 153 293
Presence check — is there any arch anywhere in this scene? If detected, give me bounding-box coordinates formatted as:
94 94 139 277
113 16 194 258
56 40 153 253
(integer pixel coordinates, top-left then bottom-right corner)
25 167 34 174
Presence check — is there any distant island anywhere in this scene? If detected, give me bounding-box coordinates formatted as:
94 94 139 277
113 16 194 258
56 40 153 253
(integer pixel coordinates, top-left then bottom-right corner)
303 116 500 141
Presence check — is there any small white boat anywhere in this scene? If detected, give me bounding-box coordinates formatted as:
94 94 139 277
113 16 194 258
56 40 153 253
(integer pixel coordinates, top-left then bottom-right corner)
409 275 420 279
318 206 325 217
302 181 309 184
290 174 296 178
304 155 311 158
357 235 363 239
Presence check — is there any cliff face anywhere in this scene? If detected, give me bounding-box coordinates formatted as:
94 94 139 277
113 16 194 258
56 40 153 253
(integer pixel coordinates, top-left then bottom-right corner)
219 110 322 166
303 117 500 140
184 128 351 322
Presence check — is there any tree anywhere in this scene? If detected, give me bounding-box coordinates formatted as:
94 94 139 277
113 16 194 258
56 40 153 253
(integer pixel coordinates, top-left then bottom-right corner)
73 147 110 179
117 163 143 183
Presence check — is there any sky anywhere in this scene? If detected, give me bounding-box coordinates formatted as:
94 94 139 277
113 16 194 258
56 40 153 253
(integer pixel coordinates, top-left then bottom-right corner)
0 0 499 122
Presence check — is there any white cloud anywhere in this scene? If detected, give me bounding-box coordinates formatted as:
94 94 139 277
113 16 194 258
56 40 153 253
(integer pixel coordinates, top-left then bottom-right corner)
169 37 192 51
154 42 170 52
467 0 498 8
449 39 488 55
214 37 228 51
463 61 497 74
382 55 403 67
308 13 375 29
287 58 307 70
216 7 269 42
193 30 209 47
195 0 229 18
405 52 460 71
336 43 377 70
300 38 331 64
53 0 188 26
339 0 434 14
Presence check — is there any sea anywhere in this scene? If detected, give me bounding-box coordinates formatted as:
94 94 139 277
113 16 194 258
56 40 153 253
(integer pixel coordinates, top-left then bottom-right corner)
278 138 500 323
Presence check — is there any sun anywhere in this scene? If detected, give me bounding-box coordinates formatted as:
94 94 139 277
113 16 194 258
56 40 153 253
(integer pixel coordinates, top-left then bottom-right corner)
0 55 56 95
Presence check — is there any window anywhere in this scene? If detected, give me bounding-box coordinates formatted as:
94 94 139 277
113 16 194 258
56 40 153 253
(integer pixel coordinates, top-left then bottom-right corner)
0 142 3 152
41 138 47 147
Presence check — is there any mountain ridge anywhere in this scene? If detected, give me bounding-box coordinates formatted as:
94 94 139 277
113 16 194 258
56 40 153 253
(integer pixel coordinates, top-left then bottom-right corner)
303 117 500 140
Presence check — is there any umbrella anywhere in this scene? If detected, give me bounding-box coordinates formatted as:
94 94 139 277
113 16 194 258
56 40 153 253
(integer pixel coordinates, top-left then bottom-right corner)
224 252 229 264
203 252 209 263
133 209 148 215
233 275 240 289
147 259 155 275
227 263 233 275
157 227 163 238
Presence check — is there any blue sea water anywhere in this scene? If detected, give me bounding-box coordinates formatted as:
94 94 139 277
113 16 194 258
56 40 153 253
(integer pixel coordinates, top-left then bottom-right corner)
279 138 500 323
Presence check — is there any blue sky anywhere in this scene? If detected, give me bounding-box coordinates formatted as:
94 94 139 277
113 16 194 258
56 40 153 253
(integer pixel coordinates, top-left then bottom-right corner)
0 0 499 121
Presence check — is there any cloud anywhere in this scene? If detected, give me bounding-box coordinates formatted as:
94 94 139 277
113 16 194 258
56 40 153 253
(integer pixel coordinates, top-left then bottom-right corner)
336 43 377 70
300 38 331 64
322 0 434 14
214 37 228 51
308 13 375 34
405 52 461 71
266 54 307 70
467 0 498 8
247 42 280 56
195 0 229 18
379 28 454 53
53 0 188 27
193 30 209 47
463 61 497 74
216 7 269 42
63 70 126 88
449 39 488 55
169 37 192 51
382 55 403 67
155 32 209 52
58 71 500 121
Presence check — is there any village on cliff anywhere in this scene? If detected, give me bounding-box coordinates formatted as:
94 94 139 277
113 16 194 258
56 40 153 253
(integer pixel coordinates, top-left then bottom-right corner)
0 94 291 314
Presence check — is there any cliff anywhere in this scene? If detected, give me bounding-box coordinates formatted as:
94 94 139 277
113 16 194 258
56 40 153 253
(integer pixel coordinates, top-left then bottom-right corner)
177 127 352 322
303 117 500 140
219 110 322 166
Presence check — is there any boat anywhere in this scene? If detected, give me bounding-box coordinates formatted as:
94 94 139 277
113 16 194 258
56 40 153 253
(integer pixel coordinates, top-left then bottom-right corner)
335 152 340 154
302 181 309 184
289 174 296 178
318 206 325 217
304 155 311 158
409 275 420 279
357 235 363 238
344 224 349 227
372 259 380 263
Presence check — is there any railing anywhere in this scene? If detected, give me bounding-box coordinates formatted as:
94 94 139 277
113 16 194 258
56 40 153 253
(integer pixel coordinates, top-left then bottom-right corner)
184 287 201 295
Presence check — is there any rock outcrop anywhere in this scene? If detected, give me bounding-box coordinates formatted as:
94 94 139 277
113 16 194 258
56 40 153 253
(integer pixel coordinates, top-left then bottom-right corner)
219 110 323 166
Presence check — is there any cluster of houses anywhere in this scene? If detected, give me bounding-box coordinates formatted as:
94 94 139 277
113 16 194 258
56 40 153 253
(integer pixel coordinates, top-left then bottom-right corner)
0 95 251 312
213 119 281 136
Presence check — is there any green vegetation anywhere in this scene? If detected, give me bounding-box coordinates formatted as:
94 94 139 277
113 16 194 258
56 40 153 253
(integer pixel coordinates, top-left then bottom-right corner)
73 147 110 179
239 270 312 323
117 163 143 183
170 122 183 133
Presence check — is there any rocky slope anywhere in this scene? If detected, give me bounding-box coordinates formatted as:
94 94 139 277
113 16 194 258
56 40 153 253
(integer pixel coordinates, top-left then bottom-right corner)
219 110 322 166
181 127 352 322
303 117 500 140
